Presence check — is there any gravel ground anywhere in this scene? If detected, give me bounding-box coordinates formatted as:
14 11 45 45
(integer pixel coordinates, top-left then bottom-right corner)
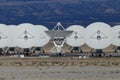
0 66 120 80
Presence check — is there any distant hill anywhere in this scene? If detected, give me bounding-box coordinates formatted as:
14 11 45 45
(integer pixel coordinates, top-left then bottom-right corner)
0 0 119 29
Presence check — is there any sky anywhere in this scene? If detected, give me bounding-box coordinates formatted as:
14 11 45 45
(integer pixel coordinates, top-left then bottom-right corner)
0 0 119 29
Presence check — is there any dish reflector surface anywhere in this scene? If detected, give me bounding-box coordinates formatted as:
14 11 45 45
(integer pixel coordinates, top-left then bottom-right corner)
35 25 50 47
15 23 37 48
66 25 85 47
7 25 17 47
112 25 120 46
85 22 113 49
0 24 9 48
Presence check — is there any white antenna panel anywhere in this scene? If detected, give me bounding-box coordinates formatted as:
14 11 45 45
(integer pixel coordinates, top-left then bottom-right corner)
85 22 113 49
66 25 85 47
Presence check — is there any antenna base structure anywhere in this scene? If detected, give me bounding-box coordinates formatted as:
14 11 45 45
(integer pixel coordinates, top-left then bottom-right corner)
69 47 83 53
45 22 73 55
113 46 120 53
90 49 105 57
4 47 18 55
31 47 45 55
85 22 113 57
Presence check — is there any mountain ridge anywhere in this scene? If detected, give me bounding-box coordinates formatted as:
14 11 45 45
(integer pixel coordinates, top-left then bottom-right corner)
0 0 119 29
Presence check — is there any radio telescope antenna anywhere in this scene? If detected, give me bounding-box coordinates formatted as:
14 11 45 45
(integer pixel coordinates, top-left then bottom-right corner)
112 25 120 53
45 22 73 55
53 22 65 30
85 22 113 56
15 23 37 48
66 25 85 53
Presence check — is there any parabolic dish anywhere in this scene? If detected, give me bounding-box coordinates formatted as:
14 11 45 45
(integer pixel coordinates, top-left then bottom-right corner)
7 25 17 47
112 25 120 46
45 30 73 39
15 23 37 48
0 24 9 48
66 25 85 47
85 22 113 49
34 25 50 47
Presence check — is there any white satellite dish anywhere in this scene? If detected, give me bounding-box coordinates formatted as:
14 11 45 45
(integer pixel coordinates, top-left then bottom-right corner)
34 25 50 47
85 22 113 49
0 24 9 48
112 25 120 46
7 25 17 47
66 25 85 47
15 23 37 48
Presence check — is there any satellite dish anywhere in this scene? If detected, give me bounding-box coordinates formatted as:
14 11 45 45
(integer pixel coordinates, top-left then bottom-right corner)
85 22 113 49
34 25 50 47
66 25 85 47
45 22 73 53
7 25 17 47
0 24 9 48
15 23 37 48
112 25 120 46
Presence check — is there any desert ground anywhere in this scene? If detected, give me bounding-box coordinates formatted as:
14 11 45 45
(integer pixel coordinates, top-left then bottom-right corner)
0 57 120 80
0 66 120 80
0 43 119 80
